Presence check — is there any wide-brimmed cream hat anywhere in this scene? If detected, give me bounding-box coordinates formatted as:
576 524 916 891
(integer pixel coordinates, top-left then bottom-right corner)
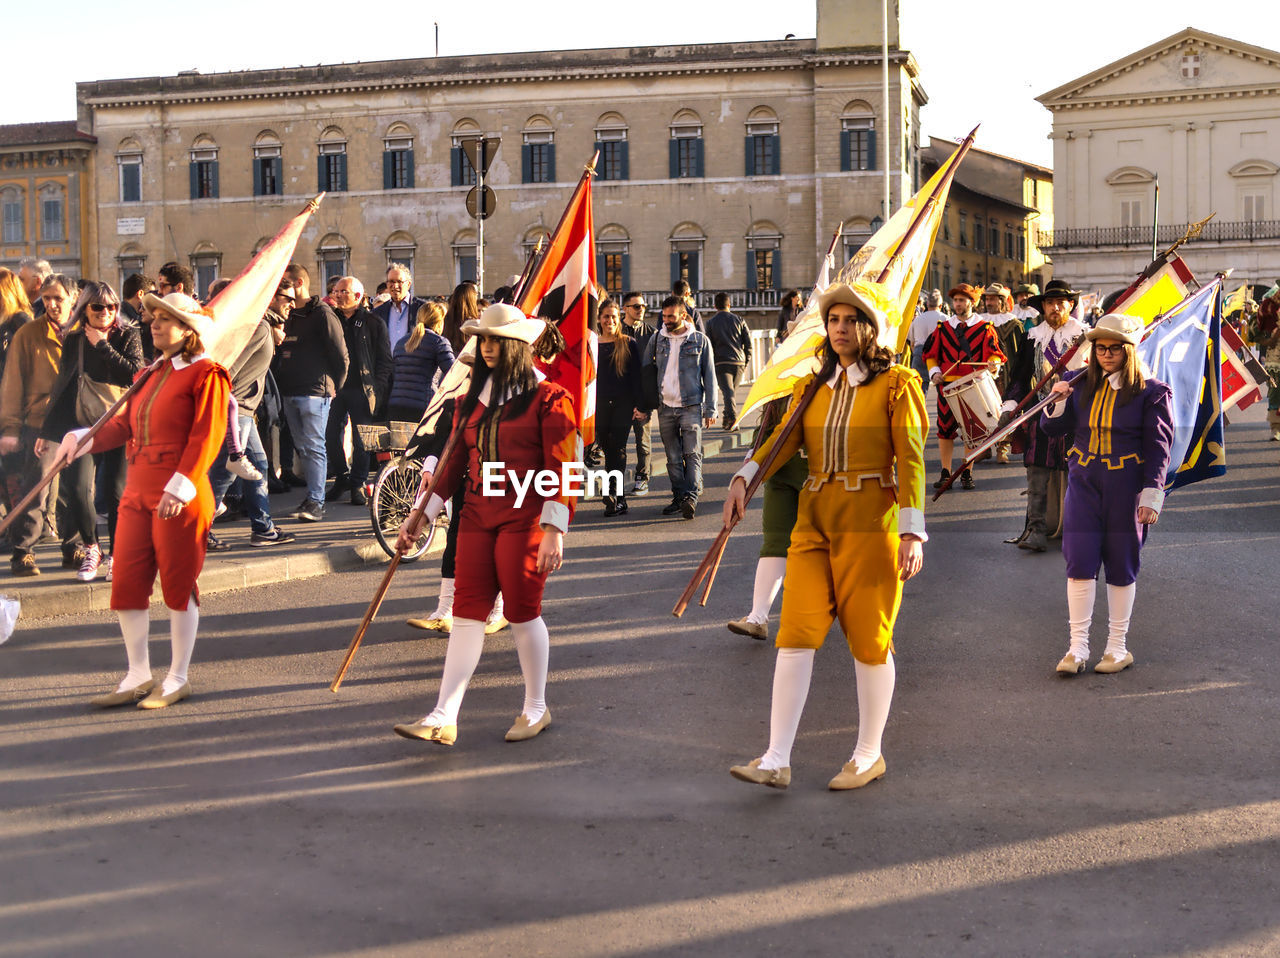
461 303 546 344
142 291 216 340
815 282 887 334
1086 313 1144 346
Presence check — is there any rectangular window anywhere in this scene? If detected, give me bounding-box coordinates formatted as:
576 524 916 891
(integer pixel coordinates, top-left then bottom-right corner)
958 213 969 247
451 143 477 187
119 156 142 203
254 156 282 197
457 253 477 285
118 257 145 293
989 222 1000 256
1120 199 1143 228
669 124 704 179
1005 231 1015 259
319 251 347 292
318 150 347 193
677 138 699 178
390 151 412 189
383 137 414 190
601 252 624 296
745 127 780 177
752 249 775 290
671 249 701 287
1244 194 1266 221
2 200 21 243
840 119 876 172
1018 232 1027 261
600 140 627 181
41 199 64 241
974 222 984 251
191 256 219 299
527 143 552 183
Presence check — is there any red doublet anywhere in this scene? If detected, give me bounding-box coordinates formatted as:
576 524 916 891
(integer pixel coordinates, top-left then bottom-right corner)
435 381 577 623
91 357 230 610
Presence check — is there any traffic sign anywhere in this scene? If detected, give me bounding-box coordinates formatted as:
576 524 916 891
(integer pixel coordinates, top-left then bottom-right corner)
461 136 500 177
466 186 496 220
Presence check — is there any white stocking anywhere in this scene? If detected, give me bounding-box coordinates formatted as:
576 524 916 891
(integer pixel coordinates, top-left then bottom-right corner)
116 609 151 692
1105 582 1136 658
759 648 814 770
423 617 485 725
164 597 199 695
850 654 896 771
747 557 787 625
510 616 549 723
433 577 456 618
1067 578 1096 659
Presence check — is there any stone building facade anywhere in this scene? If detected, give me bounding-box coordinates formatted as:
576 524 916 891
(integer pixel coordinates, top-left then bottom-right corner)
1038 27 1280 292
75 0 927 314
0 122 97 279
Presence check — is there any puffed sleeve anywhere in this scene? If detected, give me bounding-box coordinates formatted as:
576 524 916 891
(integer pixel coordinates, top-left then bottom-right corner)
889 367 929 540
539 383 579 533
981 323 1007 365
425 400 470 518
164 363 231 504
1140 380 1175 512
735 376 813 488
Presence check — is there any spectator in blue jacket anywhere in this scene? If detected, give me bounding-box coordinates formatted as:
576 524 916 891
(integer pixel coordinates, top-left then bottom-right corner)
386 301 455 425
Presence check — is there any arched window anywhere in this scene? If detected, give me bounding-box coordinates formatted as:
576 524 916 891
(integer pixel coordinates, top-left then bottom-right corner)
522 115 555 184
596 224 631 297
840 100 877 173
383 231 417 282
594 113 629 182
117 243 146 292
189 241 221 299
117 137 143 204
747 221 782 291
1228 159 1277 222
745 106 780 177
383 123 414 190
316 233 351 291
669 110 704 179
452 229 478 285
451 118 482 187
842 217 873 264
189 135 219 199
1 186 23 243
318 127 348 193
253 131 283 197
669 222 706 288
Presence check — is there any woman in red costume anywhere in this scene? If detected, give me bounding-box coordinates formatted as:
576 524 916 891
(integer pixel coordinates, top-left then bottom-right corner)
394 304 577 747
59 292 229 709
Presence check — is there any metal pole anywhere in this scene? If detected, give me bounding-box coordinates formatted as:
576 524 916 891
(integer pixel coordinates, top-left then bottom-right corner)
1151 176 1159 261
882 0 891 218
434 22 439 57
476 139 485 296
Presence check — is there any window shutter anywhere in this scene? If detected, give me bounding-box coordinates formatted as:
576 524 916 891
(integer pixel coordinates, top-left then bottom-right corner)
840 130 851 172
211 161 220 198
382 151 393 190
593 141 603 177
620 141 630 181
744 136 755 177
694 139 705 178
522 143 532 184
451 146 462 187
317 154 326 193
405 150 415 189
770 249 781 289
189 161 199 199
254 158 264 196
770 134 781 175
670 252 680 285
668 139 678 179
621 252 631 293
746 250 757 291
547 144 556 183
867 129 877 171
336 153 347 192
273 157 283 194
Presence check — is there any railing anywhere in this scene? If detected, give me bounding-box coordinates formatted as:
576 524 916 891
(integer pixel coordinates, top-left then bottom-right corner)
636 288 784 311
1038 220 1280 249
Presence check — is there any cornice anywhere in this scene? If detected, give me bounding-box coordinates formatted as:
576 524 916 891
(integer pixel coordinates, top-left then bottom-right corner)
1046 83 1280 111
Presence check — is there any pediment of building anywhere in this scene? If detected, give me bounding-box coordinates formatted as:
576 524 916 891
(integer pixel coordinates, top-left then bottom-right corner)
1038 28 1280 110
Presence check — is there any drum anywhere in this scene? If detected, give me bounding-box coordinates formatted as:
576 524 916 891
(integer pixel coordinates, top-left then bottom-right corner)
941 369 1003 447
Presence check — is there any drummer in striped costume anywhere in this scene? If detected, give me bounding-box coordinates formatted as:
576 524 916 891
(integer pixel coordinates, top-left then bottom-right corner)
924 284 1005 489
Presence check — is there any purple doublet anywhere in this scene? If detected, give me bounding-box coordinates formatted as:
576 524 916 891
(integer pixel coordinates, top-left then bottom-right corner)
1040 370 1174 585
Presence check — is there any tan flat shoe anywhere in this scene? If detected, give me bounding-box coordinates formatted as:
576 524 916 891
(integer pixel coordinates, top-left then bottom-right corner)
1056 652 1087 675
505 711 550 741
406 615 452 633
393 720 457 745
729 758 790 789
828 755 886 791
137 682 191 709
726 617 767 640
1095 651 1134 674
484 615 509 635
90 679 155 708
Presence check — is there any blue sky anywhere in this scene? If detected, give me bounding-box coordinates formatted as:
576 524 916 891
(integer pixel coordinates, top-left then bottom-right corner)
6 0 1273 169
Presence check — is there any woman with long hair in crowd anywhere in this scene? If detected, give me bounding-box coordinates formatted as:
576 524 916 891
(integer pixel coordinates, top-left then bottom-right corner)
393 304 576 747
0 268 33 379
1042 313 1173 676
595 297 641 516
38 282 144 581
57 291 230 708
441 282 479 356
723 282 928 792
775 289 802 342
385 302 455 424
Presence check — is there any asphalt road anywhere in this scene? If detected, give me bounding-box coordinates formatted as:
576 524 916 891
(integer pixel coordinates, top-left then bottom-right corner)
3 407 1279 957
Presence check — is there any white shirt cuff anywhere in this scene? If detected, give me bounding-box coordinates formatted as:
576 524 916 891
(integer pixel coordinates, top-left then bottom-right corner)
425 492 446 521
1000 400 1016 413
164 472 197 504
422 455 439 475
733 460 760 487
1044 397 1068 418
927 364 939 380
65 427 93 460
1139 487 1165 514
540 500 570 534
899 507 928 542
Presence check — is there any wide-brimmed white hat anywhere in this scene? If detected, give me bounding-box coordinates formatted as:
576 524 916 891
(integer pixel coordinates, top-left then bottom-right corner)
1086 313 1144 346
142 291 215 340
814 282 887 334
461 303 546 344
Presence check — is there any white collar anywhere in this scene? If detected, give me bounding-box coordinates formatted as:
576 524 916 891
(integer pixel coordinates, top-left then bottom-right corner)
1027 317 1086 348
170 352 208 370
825 361 869 389
478 368 546 406
947 314 981 327
659 322 691 340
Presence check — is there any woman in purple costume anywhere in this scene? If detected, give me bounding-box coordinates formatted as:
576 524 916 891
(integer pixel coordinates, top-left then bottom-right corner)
1041 313 1173 676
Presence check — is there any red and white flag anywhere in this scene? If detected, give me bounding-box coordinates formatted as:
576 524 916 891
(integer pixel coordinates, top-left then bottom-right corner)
517 168 598 446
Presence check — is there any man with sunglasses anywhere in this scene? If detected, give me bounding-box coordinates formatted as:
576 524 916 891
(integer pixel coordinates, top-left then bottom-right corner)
621 291 655 494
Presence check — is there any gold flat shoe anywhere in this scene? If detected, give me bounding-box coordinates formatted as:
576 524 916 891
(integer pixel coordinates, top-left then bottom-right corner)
505 711 550 742
729 758 790 789
828 755 886 790
393 720 457 746
90 679 155 708
1056 652 1087 675
406 615 452 633
137 681 191 709
1095 651 1134 674
484 615 509 635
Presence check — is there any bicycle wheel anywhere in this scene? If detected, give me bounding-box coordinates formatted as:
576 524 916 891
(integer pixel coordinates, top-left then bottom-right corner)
370 457 435 562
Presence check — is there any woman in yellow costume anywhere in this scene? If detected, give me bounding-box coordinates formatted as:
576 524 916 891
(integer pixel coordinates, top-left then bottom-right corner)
723 281 928 791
